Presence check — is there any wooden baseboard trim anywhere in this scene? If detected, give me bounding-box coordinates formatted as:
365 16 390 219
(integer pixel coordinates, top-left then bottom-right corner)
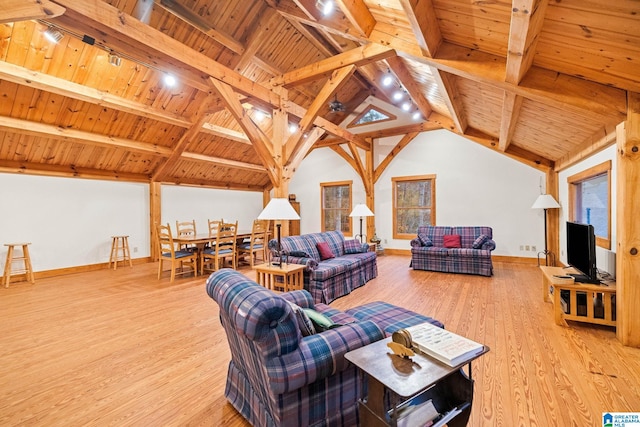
2 257 151 282
381 248 539 265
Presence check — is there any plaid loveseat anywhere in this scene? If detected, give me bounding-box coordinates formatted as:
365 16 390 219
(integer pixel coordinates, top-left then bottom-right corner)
269 230 377 304
410 226 496 276
206 269 442 427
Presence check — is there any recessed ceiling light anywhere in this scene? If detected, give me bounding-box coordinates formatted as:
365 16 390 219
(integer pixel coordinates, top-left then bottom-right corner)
315 0 334 16
401 102 412 112
289 123 298 133
412 110 422 120
164 74 176 87
393 91 404 101
382 72 394 87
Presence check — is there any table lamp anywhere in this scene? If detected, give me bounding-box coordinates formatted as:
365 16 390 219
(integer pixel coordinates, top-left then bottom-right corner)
258 198 300 267
531 194 561 266
349 204 374 243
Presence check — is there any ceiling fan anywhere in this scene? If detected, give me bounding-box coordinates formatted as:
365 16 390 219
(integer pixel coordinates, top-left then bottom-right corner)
329 94 346 113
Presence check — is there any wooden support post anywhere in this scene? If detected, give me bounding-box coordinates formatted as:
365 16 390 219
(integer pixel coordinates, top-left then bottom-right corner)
546 170 560 266
616 92 640 347
150 182 161 262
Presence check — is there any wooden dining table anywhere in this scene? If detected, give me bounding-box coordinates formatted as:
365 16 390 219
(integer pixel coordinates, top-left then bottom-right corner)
172 230 254 274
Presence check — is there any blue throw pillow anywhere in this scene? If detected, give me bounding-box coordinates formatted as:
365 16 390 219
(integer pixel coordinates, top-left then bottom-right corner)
287 301 315 336
343 239 362 254
418 233 433 247
472 234 489 249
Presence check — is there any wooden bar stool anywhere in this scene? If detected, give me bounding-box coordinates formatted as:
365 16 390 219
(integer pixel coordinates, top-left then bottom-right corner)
109 235 132 270
3 243 35 288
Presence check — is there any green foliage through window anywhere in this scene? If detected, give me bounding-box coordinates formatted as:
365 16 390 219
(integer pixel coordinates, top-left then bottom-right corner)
322 182 352 234
393 176 435 238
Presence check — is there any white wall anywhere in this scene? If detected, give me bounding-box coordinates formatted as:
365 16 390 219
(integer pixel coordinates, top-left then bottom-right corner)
290 129 546 258
0 174 149 272
161 185 264 233
558 145 617 276
0 175 265 273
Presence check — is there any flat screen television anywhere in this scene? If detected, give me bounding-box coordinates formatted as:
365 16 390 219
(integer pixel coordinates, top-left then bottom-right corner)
566 221 599 284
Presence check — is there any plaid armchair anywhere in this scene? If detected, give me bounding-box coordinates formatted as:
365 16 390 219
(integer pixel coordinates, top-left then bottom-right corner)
206 269 385 427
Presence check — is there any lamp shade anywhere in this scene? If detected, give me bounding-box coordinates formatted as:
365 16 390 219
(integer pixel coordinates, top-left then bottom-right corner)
258 198 300 220
349 204 374 217
531 194 560 210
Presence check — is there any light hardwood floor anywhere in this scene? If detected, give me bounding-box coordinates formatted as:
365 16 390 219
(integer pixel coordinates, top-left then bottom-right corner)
1 256 639 426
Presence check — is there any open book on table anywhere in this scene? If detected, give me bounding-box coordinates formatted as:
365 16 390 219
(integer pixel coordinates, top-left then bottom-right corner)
403 322 484 367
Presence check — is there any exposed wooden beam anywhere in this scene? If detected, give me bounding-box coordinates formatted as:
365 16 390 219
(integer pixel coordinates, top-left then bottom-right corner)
335 0 376 38
346 141 372 195
154 0 245 54
180 153 266 172
498 92 524 151
400 42 627 121
374 132 419 183
0 61 192 128
505 0 549 85
286 126 325 173
165 177 265 192
430 67 467 133
0 159 149 182
386 55 433 120
200 123 250 144
0 115 172 156
51 0 280 104
0 115 262 173
270 44 395 88
554 126 617 172
285 65 356 164
209 78 278 184
0 0 65 24
152 96 216 181
398 0 441 57
317 119 450 146
233 8 279 72
330 145 358 172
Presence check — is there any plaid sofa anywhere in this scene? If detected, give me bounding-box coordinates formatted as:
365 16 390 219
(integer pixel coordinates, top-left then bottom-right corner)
410 226 496 276
269 231 377 304
206 269 442 427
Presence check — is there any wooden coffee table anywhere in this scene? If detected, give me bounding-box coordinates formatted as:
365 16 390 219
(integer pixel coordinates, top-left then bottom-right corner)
346 337 488 427
253 263 306 292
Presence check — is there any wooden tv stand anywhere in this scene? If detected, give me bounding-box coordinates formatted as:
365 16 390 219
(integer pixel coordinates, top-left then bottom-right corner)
540 266 616 327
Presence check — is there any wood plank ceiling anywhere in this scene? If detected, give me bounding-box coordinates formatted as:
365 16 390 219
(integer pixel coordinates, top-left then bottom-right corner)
0 0 636 191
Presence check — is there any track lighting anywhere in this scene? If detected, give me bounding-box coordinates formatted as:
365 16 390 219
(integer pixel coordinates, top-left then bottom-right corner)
315 0 334 16
382 71 394 87
108 53 122 67
44 26 64 43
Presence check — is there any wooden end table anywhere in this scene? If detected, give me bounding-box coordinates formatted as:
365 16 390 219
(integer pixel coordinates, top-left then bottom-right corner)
253 263 306 292
345 337 488 427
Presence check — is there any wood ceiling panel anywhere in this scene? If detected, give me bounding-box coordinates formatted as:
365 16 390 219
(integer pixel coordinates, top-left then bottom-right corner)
402 59 449 117
511 98 604 161
455 78 502 137
535 3 640 91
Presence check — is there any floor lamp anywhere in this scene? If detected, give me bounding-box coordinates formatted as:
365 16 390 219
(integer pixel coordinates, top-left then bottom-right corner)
531 194 561 266
349 204 374 243
258 198 300 268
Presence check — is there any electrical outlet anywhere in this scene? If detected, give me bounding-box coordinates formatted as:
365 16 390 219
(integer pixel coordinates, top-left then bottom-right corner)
520 245 524 251
525 245 530 251
384 239 387 244
133 247 138 253
531 245 536 252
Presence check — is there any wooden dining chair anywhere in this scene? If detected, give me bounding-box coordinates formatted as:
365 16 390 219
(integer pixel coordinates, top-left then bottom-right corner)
238 219 268 267
201 221 237 275
157 223 198 282
176 219 197 251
